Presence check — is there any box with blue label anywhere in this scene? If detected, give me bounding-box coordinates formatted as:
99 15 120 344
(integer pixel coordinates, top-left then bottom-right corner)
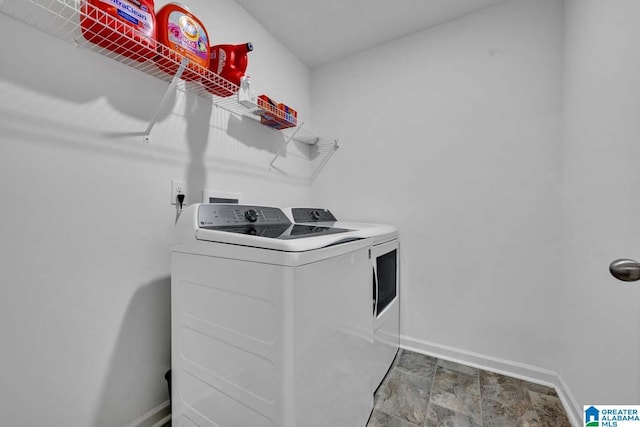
255 95 297 130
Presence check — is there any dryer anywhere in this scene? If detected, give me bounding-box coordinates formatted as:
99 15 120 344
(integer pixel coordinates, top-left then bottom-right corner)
171 204 373 427
283 208 400 393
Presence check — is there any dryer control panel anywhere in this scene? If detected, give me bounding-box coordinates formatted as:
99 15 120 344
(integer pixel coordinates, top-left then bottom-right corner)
198 204 291 227
291 208 337 223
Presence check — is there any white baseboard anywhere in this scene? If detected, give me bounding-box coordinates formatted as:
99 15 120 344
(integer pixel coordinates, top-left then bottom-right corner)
400 335 582 427
125 400 171 427
555 374 582 427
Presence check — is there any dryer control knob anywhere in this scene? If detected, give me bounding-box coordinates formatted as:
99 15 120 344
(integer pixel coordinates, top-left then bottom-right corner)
311 210 321 220
244 209 259 222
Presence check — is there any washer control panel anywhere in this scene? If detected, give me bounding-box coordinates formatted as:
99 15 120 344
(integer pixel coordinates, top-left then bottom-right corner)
292 208 337 223
198 204 291 228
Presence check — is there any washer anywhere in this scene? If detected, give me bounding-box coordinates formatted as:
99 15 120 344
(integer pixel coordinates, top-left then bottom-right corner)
283 207 400 392
171 204 374 427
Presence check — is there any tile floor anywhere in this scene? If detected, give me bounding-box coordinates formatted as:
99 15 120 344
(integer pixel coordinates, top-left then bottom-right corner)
368 349 571 427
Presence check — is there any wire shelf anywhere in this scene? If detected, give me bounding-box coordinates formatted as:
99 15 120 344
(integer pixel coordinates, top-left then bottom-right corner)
0 0 339 183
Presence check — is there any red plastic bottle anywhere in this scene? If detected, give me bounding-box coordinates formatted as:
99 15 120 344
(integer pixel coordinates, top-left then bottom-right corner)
155 3 210 81
203 42 253 97
80 0 156 62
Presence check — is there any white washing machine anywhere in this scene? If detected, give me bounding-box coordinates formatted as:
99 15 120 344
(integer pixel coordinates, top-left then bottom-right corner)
171 204 374 427
283 208 400 393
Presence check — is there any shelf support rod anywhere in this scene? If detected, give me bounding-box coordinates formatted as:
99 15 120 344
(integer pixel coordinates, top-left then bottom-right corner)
143 57 188 142
269 123 304 168
309 140 339 183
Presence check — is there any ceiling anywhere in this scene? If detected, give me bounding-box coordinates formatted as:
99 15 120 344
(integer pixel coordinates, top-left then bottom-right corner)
234 0 509 68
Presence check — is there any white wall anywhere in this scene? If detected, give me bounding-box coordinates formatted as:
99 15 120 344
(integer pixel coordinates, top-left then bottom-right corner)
5 0 639 424
0 1 311 425
312 0 564 372
560 0 640 408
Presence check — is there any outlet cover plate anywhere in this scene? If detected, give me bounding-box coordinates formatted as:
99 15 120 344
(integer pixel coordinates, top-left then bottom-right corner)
171 180 188 205
202 190 241 204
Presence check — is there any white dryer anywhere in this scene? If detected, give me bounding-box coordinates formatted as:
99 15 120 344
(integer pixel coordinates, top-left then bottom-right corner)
283 208 400 393
171 204 373 427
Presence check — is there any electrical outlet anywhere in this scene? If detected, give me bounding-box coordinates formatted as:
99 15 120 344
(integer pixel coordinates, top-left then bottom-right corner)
171 180 188 206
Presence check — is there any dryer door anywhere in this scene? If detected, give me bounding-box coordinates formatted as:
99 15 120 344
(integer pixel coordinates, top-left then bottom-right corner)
373 239 399 327
371 239 400 391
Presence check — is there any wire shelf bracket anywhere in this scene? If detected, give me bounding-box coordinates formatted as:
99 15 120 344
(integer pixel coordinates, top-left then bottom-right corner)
143 58 187 142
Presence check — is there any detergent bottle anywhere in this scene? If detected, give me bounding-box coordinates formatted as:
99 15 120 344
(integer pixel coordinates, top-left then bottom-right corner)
155 3 210 81
80 0 156 62
203 42 253 97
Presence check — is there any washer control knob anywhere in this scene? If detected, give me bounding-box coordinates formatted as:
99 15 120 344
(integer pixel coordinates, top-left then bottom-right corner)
244 209 259 222
311 209 322 220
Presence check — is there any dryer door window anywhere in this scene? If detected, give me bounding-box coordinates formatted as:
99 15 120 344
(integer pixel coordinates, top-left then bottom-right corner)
375 248 397 317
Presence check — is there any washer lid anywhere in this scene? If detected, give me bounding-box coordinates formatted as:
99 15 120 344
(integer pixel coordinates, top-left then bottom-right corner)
194 204 361 251
200 223 352 239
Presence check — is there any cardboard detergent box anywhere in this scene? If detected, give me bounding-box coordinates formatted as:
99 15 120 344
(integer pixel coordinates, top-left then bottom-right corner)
255 95 297 130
